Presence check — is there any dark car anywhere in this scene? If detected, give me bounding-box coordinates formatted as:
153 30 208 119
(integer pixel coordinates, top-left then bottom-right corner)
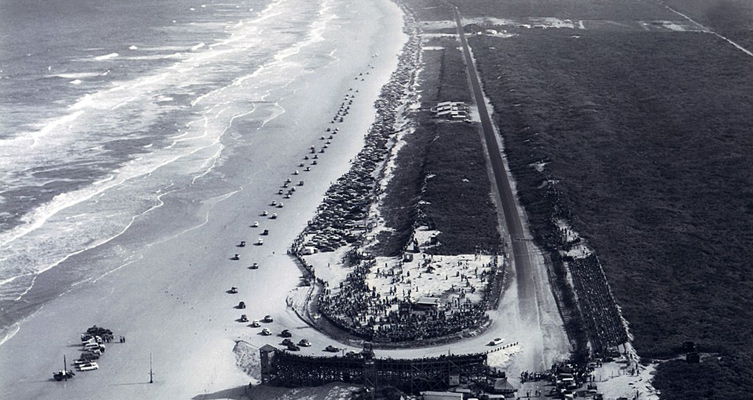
286 343 300 351
280 329 292 338
282 338 294 346
298 339 311 347
324 345 339 353
263 315 273 323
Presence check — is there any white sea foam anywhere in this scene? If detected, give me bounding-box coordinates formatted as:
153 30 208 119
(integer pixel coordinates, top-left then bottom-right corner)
52 72 104 79
94 52 119 61
124 53 184 61
0 0 346 339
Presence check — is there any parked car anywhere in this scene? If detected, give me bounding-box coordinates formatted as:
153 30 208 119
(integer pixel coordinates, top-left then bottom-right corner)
282 338 294 346
261 328 271 336
298 339 311 347
239 314 248 322
238 302 246 309
280 329 292 338
487 337 504 346
250 320 260 327
286 343 300 351
263 315 274 323
228 287 238 294
324 345 339 353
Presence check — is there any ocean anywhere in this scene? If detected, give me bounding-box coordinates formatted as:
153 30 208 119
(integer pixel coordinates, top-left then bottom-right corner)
0 0 349 343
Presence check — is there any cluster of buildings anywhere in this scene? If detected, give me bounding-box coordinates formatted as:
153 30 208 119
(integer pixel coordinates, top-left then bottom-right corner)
430 101 470 122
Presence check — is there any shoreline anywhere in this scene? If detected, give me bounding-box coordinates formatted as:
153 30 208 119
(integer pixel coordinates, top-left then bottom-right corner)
0 0 409 398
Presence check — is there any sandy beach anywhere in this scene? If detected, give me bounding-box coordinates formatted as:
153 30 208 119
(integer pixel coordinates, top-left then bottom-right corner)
0 0 408 398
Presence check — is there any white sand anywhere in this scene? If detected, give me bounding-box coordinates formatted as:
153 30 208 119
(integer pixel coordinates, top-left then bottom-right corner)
0 0 407 398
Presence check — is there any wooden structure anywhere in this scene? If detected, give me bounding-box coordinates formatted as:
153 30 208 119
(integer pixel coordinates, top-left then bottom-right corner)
260 344 489 395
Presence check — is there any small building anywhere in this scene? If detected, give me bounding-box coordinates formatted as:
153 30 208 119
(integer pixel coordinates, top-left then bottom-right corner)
415 297 441 310
260 344 279 383
431 101 470 121
491 377 517 397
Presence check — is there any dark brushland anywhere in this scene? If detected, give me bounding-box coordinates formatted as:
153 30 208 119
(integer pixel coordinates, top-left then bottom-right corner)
396 0 753 398
375 33 501 257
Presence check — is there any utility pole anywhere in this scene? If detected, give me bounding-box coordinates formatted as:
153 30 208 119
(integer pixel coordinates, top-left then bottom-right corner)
149 353 154 383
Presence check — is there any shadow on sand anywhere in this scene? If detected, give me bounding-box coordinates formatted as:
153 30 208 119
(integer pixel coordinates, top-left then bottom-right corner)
191 385 248 400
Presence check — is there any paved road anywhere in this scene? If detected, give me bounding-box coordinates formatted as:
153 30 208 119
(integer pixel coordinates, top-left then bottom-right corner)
448 4 545 371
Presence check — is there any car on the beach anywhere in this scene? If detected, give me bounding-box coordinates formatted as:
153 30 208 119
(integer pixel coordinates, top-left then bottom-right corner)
280 329 292 338
263 315 274 323
250 320 260 327
270 213 277 219
261 210 268 216
75 362 99 371
324 345 339 353
229 287 238 294
250 263 259 269
488 337 505 346
286 343 300 351
252 221 259 227
256 238 263 245
239 314 248 323
80 352 100 360
277 202 284 208
262 229 269 235
261 328 271 336
282 338 294 346
298 339 311 347
238 301 246 309
239 240 246 247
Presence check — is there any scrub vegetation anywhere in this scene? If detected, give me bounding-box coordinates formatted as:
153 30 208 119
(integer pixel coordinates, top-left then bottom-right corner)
376 37 500 257
398 0 753 397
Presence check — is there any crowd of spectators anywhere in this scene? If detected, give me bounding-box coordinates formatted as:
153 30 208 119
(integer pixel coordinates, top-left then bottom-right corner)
567 253 628 352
